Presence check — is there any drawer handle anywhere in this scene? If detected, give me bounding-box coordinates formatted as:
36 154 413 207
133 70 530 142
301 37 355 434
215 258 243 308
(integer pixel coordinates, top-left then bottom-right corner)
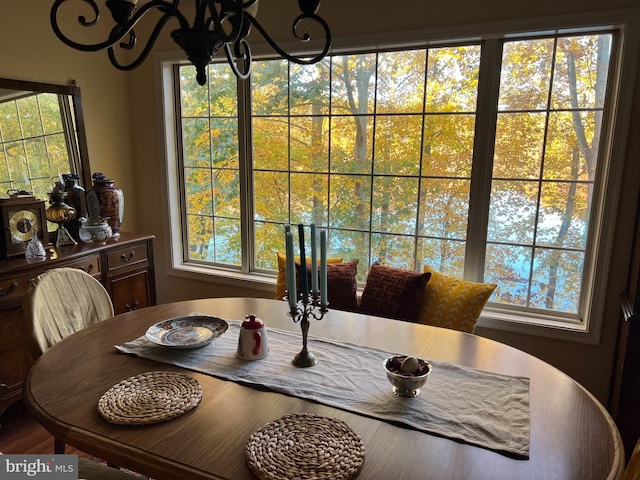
121 251 135 263
79 262 95 273
0 282 18 297
125 300 139 312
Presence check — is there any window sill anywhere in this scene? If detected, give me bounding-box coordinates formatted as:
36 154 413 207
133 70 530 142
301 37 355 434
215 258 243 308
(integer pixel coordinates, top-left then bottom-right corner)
476 307 598 345
169 262 277 295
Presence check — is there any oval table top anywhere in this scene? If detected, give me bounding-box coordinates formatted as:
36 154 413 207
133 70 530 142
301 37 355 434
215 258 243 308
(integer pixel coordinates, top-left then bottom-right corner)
23 297 624 480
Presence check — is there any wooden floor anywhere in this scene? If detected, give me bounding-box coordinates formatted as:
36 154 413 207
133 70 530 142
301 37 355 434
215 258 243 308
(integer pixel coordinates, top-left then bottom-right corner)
1 401 152 478
0 400 87 456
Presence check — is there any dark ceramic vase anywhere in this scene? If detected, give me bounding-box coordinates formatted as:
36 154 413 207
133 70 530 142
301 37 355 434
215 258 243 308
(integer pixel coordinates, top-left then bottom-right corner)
86 172 124 237
62 173 87 236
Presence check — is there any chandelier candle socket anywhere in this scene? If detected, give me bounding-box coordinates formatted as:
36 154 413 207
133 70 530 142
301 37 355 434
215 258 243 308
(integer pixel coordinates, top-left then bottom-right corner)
50 0 332 85
284 223 328 367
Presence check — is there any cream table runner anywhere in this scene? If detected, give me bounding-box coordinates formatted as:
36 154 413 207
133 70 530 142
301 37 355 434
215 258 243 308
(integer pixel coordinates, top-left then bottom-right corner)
116 320 530 459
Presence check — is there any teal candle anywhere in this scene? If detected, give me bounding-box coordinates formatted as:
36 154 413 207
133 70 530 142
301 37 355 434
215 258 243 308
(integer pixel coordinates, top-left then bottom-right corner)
285 231 297 310
310 224 318 295
320 230 328 306
298 224 308 297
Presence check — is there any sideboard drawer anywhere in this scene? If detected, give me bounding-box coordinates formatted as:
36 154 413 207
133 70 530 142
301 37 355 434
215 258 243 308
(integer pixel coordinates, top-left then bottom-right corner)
0 275 30 310
0 254 102 310
66 254 101 277
106 243 149 271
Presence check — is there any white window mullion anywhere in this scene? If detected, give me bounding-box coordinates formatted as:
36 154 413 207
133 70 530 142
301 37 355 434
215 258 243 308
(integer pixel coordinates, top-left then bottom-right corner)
464 39 502 282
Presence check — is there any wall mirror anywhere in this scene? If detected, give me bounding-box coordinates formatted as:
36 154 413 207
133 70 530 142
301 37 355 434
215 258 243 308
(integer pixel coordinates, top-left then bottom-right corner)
0 78 91 202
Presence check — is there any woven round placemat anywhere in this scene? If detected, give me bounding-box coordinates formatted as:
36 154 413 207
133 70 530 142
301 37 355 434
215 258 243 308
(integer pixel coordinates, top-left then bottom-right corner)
245 413 365 480
97 371 202 425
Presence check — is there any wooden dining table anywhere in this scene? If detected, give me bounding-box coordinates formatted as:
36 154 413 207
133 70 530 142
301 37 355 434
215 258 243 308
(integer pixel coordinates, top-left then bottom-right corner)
23 297 623 480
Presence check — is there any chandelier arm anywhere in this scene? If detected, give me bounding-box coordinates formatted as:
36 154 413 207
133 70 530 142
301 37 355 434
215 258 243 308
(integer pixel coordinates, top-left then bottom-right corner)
204 0 243 45
223 41 251 80
107 13 177 71
246 12 331 65
50 0 190 53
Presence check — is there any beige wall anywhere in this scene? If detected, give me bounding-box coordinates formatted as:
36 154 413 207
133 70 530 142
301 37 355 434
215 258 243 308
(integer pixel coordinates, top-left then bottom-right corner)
2 1 639 405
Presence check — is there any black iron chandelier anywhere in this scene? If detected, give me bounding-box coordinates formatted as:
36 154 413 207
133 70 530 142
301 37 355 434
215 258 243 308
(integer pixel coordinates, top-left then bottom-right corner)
50 0 331 85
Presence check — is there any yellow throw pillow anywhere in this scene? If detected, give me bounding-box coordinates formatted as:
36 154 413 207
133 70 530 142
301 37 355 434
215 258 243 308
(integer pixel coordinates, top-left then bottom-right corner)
275 252 343 300
417 265 496 333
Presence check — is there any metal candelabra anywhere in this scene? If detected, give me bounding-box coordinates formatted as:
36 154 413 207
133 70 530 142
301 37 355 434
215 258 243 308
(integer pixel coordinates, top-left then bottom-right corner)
288 293 328 368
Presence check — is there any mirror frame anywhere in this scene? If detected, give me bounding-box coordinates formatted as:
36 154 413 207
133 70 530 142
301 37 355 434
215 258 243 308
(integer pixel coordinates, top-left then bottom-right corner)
0 77 91 189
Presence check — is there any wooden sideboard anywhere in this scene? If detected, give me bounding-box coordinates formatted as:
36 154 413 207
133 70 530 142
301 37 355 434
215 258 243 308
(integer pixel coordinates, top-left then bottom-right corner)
0 232 156 415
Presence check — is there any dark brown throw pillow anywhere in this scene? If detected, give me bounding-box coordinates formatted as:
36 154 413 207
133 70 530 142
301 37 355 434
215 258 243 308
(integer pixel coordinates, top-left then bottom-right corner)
296 260 359 312
359 262 431 322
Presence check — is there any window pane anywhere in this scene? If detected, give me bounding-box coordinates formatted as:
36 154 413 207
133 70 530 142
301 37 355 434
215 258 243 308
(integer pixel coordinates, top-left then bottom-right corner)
551 35 611 110
419 178 469 239
39 94 63 135
423 114 476 177
255 221 285 270
186 214 213 262
291 116 329 171
426 45 481 112
331 54 376 115
181 66 209 117
252 60 288 115
537 182 590 250
376 50 425 114
487 180 537 245
329 174 371 230
485 243 533 307
493 112 546 179
254 171 288 223
0 101 21 141
291 172 328 225
372 176 418 235
208 66 237 117
17 96 43 138
531 248 584 313
210 118 238 169
374 115 422 175
371 232 415 268
290 61 330 115
544 111 597 180
213 218 241 265
253 117 289 170
329 115 373 174
328 229 369 282
498 39 554 111
417 237 465 277
46 133 70 175
5 141 26 179
213 169 240 218
185 168 212 215
25 138 48 178
182 118 210 167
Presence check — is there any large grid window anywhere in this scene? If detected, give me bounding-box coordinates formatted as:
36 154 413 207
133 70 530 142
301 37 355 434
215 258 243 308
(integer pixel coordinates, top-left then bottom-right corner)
0 92 78 200
171 28 619 326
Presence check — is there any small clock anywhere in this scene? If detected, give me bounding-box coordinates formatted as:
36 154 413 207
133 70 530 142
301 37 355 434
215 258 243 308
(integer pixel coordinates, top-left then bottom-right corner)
0 192 49 258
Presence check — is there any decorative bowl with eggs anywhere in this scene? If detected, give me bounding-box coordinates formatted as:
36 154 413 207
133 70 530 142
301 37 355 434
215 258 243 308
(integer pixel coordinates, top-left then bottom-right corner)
383 355 432 397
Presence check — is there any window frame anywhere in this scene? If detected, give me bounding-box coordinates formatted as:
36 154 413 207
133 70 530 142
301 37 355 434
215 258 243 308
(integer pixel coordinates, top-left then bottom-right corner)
157 8 640 344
